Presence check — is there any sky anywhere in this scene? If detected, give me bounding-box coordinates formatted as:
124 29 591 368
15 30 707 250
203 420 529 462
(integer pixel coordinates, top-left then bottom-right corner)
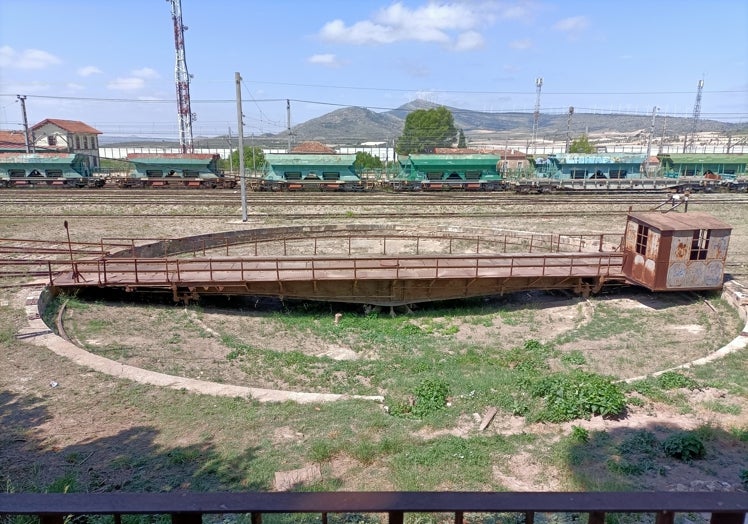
1 0 747 141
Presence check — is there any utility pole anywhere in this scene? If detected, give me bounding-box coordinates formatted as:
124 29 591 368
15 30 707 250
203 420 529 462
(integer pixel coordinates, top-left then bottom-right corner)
286 99 292 152
17 95 32 153
235 72 247 222
643 106 658 177
565 106 574 153
531 77 543 153
169 0 194 153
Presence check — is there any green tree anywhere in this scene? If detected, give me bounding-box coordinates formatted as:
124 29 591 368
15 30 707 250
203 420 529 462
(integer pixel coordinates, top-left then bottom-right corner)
354 151 383 171
222 146 265 173
457 129 467 148
396 106 457 155
568 134 596 153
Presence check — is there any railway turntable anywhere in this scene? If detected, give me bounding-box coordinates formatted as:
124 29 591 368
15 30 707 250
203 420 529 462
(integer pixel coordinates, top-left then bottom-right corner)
47 213 732 307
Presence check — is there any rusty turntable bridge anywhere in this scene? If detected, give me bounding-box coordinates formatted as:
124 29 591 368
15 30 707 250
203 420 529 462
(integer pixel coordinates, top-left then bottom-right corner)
2 224 628 306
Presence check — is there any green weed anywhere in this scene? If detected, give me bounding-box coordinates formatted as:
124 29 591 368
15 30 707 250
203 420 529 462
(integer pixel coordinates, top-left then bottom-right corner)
530 371 626 422
662 432 706 461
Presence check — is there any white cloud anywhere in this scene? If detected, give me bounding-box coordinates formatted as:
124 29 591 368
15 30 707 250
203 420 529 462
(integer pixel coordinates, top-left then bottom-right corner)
318 1 520 49
78 65 102 77
132 67 159 79
308 54 342 67
66 83 85 91
107 77 145 91
453 31 484 51
0 45 61 69
509 38 533 50
554 16 590 34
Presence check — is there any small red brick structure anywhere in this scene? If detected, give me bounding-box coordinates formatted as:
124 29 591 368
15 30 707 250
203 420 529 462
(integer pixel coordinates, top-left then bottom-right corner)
622 211 732 291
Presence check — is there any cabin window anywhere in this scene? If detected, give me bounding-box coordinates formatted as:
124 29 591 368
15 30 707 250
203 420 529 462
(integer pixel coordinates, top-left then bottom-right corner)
690 229 710 260
47 135 57 146
322 172 340 180
284 171 302 180
635 224 649 256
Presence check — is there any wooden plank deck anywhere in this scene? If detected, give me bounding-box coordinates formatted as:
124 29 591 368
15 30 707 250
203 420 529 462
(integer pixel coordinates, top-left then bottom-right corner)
50 252 625 305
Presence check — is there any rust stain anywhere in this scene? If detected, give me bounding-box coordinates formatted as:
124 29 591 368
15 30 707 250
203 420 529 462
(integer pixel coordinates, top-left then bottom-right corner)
675 241 688 259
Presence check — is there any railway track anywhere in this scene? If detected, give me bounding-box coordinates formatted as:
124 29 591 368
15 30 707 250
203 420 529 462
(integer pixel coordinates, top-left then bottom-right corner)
0 189 746 208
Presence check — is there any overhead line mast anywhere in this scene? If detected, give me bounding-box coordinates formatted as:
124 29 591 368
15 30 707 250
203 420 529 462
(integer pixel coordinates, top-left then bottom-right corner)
531 77 543 153
169 0 194 153
683 78 704 153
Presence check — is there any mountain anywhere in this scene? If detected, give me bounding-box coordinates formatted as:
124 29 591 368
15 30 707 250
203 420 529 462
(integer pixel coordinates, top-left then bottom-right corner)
103 100 746 149
284 106 404 143
280 99 743 145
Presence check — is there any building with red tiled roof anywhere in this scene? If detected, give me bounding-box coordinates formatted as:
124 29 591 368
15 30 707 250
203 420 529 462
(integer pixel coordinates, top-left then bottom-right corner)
496 149 528 174
291 141 336 154
0 130 30 152
31 119 102 167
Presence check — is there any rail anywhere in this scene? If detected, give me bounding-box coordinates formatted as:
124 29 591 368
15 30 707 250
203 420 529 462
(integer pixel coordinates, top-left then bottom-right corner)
0 491 745 524
50 251 625 287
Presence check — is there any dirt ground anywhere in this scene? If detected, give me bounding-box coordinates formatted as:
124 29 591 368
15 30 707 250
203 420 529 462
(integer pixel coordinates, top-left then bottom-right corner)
1 192 747 496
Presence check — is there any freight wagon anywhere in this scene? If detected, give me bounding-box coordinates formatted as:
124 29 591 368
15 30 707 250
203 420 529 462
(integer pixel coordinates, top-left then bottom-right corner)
390 153 504 191
115 153 236 188
260 153 364 191
0 152 104 188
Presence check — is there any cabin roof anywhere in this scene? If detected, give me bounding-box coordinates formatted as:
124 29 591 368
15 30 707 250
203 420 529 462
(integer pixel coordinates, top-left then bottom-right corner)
628 211 732 232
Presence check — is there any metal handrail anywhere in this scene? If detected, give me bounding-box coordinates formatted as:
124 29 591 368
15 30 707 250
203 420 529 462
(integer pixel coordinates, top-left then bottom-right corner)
0 491 745 524
51 252 625 287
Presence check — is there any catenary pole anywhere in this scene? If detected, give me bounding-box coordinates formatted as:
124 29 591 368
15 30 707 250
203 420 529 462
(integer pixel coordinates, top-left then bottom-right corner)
236 72 247 222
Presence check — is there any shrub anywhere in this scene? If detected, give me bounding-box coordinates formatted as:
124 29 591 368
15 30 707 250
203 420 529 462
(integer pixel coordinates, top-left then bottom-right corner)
532 371 626 422
657 371 699 390
412 378 450 417
570 425 589 443
662 432 705 461
388 378 451 419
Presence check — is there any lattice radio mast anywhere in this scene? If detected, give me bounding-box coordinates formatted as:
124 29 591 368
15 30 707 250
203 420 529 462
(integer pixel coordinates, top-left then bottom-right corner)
683 78 704 153
531 77 543 153
169 0 194 153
